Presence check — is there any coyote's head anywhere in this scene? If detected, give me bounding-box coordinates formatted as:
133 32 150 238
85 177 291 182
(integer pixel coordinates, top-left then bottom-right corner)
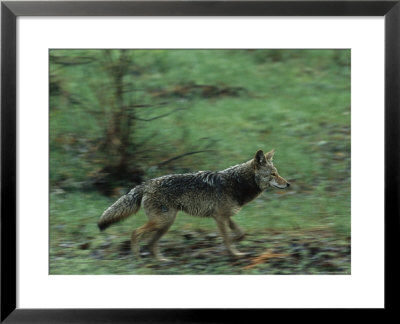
253 149 290 190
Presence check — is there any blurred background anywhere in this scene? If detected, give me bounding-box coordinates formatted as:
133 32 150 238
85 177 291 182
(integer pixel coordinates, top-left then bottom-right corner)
49 49 351 274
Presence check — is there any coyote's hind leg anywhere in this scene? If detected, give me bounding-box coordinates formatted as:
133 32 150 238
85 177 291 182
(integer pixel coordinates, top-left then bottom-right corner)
147 210 177 262
131 220 158 260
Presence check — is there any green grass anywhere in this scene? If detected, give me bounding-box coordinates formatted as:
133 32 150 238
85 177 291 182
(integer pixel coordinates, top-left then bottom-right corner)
49 49 351 274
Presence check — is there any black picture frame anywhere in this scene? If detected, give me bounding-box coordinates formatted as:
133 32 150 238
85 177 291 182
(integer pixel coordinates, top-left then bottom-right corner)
1 1 399 322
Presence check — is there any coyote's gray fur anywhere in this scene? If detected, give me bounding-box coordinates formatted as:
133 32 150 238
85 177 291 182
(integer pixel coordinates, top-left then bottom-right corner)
98 149 289 261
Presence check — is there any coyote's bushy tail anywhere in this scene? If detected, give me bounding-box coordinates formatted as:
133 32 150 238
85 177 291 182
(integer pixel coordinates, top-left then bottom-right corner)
97 185 144 231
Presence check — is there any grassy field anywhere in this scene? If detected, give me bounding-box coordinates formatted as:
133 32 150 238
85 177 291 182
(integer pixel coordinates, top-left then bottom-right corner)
49 49 351 274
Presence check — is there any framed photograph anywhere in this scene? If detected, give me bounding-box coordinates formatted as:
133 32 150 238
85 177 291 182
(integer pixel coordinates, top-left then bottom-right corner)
1 0 398 321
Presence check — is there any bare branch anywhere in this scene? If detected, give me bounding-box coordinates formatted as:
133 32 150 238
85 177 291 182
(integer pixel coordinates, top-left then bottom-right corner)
158 150 214 167
49 55 95 66
125 102 169 109
134 107 184 122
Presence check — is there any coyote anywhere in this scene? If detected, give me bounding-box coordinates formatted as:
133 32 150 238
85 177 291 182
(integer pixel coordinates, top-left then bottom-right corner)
98 149 290 261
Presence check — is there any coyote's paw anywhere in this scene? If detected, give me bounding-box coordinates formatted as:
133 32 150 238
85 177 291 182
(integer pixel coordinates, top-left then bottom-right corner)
157 256 171 263
229 247 246 257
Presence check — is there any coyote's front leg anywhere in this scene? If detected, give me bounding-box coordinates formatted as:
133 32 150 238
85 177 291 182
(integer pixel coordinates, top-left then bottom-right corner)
228 218 245 242
215 216 245 257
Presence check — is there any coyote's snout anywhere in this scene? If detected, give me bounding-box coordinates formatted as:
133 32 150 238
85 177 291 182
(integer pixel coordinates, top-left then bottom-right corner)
98 149 290 261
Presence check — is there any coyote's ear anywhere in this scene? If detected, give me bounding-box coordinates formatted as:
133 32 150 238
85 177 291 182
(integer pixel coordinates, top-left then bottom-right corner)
254 150 266 165
265 149 275 161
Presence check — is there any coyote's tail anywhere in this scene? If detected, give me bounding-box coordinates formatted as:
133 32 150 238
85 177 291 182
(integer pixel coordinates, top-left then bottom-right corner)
97 185 144 231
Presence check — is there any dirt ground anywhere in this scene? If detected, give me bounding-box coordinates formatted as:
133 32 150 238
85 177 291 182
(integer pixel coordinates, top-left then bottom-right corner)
99 227 351 275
